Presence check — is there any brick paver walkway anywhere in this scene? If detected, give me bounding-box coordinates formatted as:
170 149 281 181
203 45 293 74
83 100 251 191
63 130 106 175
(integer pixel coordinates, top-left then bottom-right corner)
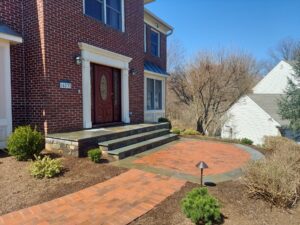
0 169 185 225
134 140 251 176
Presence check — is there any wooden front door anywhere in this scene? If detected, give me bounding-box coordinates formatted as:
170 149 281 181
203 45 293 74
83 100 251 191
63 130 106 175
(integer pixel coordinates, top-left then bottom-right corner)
92 64 121 125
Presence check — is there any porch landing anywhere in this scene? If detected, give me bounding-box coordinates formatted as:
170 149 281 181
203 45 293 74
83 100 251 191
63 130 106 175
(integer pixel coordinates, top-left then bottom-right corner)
46 123 176 158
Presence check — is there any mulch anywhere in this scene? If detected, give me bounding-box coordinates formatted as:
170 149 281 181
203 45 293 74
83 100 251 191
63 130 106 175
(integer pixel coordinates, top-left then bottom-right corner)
130 180 300 225
0 151 127 216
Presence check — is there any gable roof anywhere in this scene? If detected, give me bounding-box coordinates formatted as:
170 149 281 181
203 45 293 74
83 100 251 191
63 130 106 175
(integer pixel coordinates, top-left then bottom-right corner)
248 94 289 126
252 61 295 94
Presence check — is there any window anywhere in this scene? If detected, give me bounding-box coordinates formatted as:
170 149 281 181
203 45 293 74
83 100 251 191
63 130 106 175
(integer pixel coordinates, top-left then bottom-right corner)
106 0 122 30
85 0 104 22
147 78 162 110
84 0 123 31
150 29 160 57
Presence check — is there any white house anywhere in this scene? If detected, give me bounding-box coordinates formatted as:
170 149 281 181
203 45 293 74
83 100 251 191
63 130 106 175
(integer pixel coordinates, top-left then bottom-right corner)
221 61 299 145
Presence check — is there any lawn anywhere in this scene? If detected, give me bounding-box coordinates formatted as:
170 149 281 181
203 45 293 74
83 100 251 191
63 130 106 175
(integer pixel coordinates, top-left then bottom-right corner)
0 150 127 216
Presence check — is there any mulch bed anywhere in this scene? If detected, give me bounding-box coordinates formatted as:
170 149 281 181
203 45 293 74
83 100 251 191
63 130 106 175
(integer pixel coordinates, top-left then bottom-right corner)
0 150 127 216
130 180 300 225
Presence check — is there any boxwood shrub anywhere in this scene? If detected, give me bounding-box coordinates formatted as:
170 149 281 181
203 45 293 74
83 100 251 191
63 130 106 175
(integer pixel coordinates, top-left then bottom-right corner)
7 126 44 161
88 149 102 163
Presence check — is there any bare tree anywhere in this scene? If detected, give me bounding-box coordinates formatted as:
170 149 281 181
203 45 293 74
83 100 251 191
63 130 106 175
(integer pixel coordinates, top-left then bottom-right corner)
168 50 258 135
268 37 300 66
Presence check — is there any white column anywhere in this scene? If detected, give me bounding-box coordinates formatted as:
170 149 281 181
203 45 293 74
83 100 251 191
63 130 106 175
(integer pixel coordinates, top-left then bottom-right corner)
121 69 130 123
82 59 92 128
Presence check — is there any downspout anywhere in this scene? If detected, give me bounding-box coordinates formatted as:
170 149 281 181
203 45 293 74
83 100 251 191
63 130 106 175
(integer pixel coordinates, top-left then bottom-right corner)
21 0 27 125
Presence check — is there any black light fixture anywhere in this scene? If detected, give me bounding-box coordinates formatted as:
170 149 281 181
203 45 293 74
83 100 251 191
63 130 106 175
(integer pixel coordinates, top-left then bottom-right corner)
196 161 209 187
74 55 82 65
129 68 138 76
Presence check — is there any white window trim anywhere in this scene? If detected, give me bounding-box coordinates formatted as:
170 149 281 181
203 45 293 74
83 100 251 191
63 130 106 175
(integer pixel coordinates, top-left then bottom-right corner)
144 72 165 112
83 0 125 32
150 28 160 57
79 42 132 128
144 24 147 53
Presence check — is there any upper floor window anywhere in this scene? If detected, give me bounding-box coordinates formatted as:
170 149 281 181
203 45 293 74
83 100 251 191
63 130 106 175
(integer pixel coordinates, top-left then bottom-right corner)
151 29 160 57
84 0 123 31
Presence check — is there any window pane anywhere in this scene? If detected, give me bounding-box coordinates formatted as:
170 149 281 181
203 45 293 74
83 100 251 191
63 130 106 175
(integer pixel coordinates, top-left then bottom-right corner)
107 7 121 30
85 0 104 22
151 31 159 56
147 79 154 110
154 80 162 110
107 0 121 11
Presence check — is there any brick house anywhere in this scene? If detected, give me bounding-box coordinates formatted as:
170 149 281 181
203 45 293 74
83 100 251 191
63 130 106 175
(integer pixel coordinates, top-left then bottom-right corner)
0 0 173 148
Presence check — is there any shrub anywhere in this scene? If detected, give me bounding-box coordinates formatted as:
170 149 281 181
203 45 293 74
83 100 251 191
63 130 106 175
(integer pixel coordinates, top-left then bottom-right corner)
181 187 221 225
171 127 181 135
242 138 300 208
181 129 200 135
240 138 253 145
29 155 63 179
263 136 299 152
7 126 44 161
88 149 102 163
158 117 172 129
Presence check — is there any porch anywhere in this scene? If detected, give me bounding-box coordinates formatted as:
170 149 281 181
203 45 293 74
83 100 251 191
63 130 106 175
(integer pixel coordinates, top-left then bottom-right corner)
46 123 178 158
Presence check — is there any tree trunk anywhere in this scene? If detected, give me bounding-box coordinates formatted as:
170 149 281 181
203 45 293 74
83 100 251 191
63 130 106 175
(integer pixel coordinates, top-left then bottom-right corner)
197 119 205 135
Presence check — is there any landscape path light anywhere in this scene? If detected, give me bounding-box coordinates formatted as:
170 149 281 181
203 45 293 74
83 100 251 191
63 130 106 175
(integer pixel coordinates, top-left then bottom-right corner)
196 161 208 187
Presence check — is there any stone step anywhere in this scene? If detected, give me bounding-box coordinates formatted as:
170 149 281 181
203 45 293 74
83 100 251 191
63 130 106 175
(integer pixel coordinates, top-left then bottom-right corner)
99 129 170 151
107 134 178 160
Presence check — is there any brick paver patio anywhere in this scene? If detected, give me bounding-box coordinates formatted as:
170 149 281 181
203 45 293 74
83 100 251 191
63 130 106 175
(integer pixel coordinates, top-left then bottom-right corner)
133 140 251 176
0 169 185 225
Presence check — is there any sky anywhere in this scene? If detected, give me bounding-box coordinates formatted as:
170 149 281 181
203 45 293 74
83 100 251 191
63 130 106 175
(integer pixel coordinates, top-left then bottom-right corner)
146 0 300 62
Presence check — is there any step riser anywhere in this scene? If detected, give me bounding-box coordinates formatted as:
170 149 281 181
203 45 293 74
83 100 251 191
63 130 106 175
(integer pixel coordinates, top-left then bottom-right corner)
95 123 170 143
115 135 178 160
100 130 170 151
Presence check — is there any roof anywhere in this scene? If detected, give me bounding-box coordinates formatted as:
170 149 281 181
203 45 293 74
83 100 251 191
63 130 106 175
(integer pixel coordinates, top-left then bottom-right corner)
144 9 174 32
144 0 155 4
248 94 289 126
144 61 169 76
0 22 22 38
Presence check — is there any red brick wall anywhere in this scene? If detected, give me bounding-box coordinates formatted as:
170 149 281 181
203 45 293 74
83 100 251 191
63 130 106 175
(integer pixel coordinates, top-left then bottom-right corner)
41 0 145 133
144 23 167 70
0 0 26 128
2 0 157 134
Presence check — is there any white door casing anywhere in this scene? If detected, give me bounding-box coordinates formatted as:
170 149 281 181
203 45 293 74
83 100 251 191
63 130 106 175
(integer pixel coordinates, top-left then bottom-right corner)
79 43 132 128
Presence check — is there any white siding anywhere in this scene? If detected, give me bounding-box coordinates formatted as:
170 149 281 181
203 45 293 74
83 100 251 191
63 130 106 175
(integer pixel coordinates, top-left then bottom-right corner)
221 96 281 145
253 61 295 94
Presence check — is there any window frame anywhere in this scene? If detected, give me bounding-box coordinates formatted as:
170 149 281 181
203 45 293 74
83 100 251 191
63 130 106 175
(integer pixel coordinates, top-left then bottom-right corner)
146 78 163 111
144 24 147 53
83 0 125 32
150 28 160 57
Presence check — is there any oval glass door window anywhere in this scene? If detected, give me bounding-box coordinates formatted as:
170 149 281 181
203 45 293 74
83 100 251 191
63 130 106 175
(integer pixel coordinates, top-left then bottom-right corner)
100 75 108 100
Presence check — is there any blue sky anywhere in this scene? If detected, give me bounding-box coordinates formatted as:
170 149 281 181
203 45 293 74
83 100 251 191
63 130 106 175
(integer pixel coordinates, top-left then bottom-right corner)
146 0 300 61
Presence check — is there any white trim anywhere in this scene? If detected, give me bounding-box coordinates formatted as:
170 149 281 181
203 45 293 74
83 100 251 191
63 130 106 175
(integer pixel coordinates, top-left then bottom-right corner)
144 69 168 78
144 24 147 53
144 72 166 122
0 33 22 44
0 41 13 148
79 42 132 128
144 8 173 35
121 0 125 32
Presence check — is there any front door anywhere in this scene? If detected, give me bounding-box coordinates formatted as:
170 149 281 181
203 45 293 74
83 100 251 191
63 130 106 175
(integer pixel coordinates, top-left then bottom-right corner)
92 64 121 125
